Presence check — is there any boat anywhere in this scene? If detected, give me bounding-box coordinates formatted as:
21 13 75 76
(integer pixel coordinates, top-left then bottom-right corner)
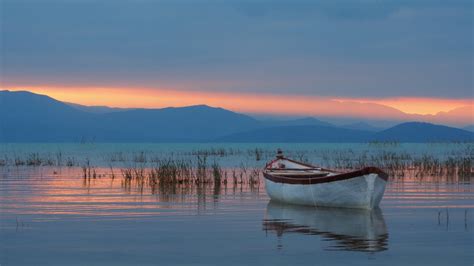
263 150 388 209
263 201 388 252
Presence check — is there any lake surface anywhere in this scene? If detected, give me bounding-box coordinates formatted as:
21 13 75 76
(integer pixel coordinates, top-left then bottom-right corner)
0 143 473 265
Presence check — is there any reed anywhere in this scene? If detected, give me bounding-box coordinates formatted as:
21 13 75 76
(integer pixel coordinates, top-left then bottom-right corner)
121 168 134 180
55 151 62 166
190 148 232 157
2 144 471 180
81 159 94 178
133 151 147 163
26 153 42 166
115 156 265 197
254 148 262 161
211 161 222 184
66 157 75 167
196 155 208 183
110 152 127 162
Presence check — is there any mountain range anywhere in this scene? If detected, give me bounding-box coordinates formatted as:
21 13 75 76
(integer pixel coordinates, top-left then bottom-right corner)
1 90 473 143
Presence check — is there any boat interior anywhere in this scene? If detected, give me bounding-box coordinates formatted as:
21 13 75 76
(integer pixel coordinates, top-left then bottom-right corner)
265 158 336 178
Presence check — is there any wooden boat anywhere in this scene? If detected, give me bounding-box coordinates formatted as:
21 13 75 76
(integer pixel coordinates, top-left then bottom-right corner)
263 150 388 209
263 201 388 252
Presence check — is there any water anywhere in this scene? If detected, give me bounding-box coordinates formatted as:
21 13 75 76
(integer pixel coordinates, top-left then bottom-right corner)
0 144 473 265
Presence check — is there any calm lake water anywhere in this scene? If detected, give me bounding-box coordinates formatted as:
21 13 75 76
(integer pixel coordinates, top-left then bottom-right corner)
0 143 473 265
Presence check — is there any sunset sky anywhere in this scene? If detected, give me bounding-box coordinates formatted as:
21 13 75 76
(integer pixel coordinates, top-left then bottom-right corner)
1 1 472 124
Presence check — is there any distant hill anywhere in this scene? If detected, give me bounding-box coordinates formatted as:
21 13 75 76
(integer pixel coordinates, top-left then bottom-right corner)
97 105 260 142
340 122 383 132
0 90 260 142
373 122 474 142
0 90 95 142
1 90 472 143
463 125 474 132
66 102 130 114
216 125 373 142
218 122 474 143
261 117 333 128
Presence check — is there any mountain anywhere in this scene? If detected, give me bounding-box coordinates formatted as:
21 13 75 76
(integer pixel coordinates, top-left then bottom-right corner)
1 90 473 143
217 122 474 143
340 122 383 132
0 90 260 142
424 106 473 126
96 105 259 142
66 102 130 114
373 122 474 142
260 117 333 128
463 125 474 132
0 90 96 142
216 125 373 142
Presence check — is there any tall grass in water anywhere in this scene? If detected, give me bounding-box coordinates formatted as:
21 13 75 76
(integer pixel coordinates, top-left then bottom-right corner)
3 144 471 180
211 161 222 184
26 153 42 166
320 146 472 179
196 155 207 183
81 159 98 179
118 155 262 196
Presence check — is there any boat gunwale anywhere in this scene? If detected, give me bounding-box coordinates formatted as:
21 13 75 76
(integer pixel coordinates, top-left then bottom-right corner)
264 157 388 185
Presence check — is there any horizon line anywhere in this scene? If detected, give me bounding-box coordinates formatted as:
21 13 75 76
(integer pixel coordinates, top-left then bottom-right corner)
1 87 473 126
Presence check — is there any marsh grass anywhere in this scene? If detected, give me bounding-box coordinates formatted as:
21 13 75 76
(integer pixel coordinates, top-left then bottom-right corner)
81 159 98 179
320 148 472 179
5 153 78 167
109 152 127 162
2 145 472 179
117 155 262 197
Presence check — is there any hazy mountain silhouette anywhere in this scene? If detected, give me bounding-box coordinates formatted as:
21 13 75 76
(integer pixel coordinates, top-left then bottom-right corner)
216 125 373 142
463 125 474 132
0 90 259 142
0 90 96 142
340 122 383 132
373 122 474 142
217 122 473 142
260 117 334 128
96 105 260 142
1 90 472 142
66 102 130 114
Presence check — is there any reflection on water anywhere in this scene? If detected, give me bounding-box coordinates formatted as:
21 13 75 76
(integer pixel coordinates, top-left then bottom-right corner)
0 167 263 218
263 201 388 252
1 165 473 265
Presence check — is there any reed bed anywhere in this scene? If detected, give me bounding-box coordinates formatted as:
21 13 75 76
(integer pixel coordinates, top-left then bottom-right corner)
320 149 472 179
1 144 472 180
119 156 261 186
1 152 79 167
118 156 262 198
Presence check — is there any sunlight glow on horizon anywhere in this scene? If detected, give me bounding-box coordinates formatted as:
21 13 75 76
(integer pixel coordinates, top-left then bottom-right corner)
3 86 473 124
333 97 473 115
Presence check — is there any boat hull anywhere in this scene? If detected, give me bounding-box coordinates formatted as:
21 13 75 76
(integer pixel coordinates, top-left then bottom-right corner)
264 173 387 209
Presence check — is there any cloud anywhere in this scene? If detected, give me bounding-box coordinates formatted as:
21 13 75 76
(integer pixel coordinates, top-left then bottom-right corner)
1 0 472 99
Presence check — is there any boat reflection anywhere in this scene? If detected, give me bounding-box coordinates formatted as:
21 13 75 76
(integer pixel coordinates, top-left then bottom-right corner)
263 201 389 252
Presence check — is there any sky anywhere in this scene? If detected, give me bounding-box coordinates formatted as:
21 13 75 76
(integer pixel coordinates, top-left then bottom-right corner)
1 0 473 124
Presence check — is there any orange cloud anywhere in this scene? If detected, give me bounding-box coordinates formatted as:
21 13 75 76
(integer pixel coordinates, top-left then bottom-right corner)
3 86 473 125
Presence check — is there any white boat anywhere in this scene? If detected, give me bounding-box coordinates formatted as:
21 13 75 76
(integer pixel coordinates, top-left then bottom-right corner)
263 150 388 209
263 201 388 252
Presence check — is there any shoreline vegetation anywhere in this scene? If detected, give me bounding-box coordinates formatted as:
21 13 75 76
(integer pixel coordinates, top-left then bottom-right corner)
1 143 472 183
